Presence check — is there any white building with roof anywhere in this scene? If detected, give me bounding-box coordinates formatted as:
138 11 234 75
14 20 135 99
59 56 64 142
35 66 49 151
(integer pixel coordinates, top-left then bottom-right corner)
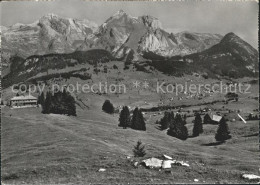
212 115 223 122
10 95 38 108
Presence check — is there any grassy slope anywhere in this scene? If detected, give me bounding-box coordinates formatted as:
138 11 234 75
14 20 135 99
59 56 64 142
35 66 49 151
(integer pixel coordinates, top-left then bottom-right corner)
1 103 259 184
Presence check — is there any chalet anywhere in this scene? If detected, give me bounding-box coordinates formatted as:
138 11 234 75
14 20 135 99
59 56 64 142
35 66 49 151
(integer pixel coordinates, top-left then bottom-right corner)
10 95 38 108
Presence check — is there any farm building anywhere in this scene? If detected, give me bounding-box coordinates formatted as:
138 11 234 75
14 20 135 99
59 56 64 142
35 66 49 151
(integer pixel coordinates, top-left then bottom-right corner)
10 95 38 108
204 113 223 124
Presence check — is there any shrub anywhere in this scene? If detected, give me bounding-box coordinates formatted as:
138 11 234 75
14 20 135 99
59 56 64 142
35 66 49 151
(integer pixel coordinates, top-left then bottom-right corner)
124 65 130 70
134 63 147 72
113 64 118 69
225 92 238 101
202 73 208 79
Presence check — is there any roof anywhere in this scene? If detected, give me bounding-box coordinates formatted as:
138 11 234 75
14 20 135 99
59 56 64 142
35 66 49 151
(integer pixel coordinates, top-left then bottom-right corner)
11 95 37 101
212 115 222 122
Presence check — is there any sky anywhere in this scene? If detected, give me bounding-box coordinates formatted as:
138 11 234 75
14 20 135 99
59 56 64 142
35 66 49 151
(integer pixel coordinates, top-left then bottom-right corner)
0 0 258 48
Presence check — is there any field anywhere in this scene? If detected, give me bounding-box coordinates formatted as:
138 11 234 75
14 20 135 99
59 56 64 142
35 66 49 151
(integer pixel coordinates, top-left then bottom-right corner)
1 99 259 184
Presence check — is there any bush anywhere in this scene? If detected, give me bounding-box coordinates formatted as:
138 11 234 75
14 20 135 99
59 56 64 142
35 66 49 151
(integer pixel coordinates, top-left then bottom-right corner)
133 141 146 157
202 73 208 79
113 64 118 69
225 92 238 101
134 63 148 72
124 65 130 70
102 100 114 114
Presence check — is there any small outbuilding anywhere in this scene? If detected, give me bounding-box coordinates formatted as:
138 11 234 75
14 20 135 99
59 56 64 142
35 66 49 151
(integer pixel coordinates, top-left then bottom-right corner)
204 113 223 124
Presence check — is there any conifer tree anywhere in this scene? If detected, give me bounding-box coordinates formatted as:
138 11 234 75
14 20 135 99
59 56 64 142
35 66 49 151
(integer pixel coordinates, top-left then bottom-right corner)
131 108 146 131
193 114 203 137
248 113 253 120
215 118 231 142
119 106 130 129
158 111 174 130
37 92 45 106
42 91 52 114
65 91 77 116
203 114 212 124
183 114 187 125
167 114 188 140
133 140 146 157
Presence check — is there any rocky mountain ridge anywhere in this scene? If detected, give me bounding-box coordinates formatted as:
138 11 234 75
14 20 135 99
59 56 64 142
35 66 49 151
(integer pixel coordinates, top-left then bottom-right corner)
1 10 224 65
1 14 98 67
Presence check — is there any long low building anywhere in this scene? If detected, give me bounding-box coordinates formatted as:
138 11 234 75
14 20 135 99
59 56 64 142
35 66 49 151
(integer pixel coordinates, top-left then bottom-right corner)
10 95 38 108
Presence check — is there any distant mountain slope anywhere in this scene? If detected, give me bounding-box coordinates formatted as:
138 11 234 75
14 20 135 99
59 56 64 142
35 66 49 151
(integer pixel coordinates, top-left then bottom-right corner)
184 32 259 77
2 50 114 88
173 32 223 55
1 14 98 67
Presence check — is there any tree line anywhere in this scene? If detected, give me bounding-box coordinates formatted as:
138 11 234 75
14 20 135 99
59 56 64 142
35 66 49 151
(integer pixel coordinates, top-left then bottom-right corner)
157 111 231 142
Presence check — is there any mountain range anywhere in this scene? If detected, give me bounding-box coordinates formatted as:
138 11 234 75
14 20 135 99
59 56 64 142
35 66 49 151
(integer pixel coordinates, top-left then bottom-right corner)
1 10 258 85
1 11 224 64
